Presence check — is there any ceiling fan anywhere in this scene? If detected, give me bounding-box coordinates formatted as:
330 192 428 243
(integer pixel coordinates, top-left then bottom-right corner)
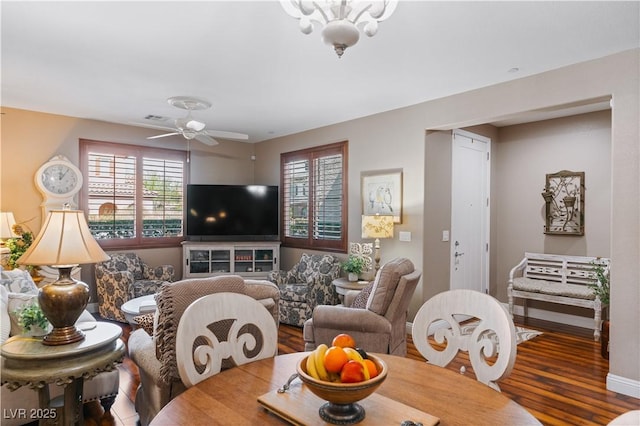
146 96 248 146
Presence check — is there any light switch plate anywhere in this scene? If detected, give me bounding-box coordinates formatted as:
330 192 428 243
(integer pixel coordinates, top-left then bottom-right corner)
399 231 411 242
442 230 450 242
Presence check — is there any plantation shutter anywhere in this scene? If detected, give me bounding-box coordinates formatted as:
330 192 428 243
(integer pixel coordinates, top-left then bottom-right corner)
281 141 347 252
80 139 188 249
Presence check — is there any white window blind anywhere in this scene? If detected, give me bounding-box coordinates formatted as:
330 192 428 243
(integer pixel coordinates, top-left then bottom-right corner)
281 141 347 251
80 140 188 249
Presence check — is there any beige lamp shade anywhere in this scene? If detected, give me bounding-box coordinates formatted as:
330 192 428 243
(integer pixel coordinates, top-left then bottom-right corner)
361 215 394 239
0 211 18 239
17 210 109 267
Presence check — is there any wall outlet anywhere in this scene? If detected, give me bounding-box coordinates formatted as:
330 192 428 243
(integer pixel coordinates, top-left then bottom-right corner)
399 231 411 242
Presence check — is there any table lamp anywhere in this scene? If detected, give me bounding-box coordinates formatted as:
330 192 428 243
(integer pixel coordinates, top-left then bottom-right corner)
17 209 109 345
361 214 394 272
1 211 18 240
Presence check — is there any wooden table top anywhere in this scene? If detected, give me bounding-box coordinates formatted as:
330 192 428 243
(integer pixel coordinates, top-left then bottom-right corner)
151 352 541 426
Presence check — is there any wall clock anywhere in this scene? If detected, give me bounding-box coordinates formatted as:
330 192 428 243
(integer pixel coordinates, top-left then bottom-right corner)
35 155 83 216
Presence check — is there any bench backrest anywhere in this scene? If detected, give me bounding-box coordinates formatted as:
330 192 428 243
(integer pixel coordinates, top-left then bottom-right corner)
523 252 609 286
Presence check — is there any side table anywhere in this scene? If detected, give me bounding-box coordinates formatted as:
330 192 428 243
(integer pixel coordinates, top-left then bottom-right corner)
1 322 124 426
121 294 157 325
332 277 370 302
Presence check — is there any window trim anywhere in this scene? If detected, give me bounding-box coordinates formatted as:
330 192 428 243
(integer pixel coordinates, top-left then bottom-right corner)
79 139 189 250
280 141 348 253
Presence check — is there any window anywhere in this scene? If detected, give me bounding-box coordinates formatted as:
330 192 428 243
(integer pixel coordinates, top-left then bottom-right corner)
79 139 188 249
281 141 347 252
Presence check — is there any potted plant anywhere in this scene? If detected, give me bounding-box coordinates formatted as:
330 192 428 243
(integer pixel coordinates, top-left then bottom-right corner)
15 302 51 337
588 259 610 359
5 223 39 279
342 256 365 282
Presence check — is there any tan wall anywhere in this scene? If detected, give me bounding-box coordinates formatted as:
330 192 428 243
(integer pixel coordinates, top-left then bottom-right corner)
0 108 256 299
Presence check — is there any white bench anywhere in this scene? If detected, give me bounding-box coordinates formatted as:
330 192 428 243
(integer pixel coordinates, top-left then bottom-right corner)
507 252 609 341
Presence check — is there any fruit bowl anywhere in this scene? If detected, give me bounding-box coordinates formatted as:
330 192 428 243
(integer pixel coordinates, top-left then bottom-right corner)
296 353 388 424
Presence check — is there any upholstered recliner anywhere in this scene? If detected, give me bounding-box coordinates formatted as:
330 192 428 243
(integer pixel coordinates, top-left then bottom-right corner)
268 253 341 327
0 274 120 426
303 258 421 356
95 252 174 322
127 275 279 426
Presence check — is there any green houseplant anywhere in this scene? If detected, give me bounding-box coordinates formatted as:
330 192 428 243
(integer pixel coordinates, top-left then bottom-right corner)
587 259 610 359
587 259 610 305
342 256 365 282
15 302 50 336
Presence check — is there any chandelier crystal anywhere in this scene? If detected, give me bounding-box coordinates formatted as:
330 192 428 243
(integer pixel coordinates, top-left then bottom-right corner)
280 0 398 58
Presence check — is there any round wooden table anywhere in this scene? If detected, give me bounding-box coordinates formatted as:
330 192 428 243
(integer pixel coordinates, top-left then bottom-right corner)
151 352 541 425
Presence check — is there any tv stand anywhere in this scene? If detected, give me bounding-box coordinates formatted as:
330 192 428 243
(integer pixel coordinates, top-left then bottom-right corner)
182 241 280 280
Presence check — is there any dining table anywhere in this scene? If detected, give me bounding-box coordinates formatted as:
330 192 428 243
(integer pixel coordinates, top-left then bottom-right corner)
150 351 541 425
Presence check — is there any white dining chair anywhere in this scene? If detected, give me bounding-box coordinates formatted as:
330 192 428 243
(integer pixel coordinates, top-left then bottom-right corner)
411 289 517 391
176 292 278 387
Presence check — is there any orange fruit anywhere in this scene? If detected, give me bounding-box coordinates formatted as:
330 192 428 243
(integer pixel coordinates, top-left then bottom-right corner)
363 359 378 379
331 333 356 349
324 346 349 373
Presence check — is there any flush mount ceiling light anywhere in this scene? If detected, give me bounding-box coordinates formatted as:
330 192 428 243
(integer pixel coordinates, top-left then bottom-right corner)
280 0 398 58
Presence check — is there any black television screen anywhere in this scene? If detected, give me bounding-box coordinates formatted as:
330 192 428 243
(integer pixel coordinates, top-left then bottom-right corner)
186 184 279 241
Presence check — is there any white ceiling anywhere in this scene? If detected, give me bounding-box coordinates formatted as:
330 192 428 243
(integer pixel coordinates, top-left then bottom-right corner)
2 1 638 144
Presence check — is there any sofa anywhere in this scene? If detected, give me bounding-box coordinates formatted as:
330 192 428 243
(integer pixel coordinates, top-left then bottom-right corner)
268 253 341 326
0 268 120 426
95 252 175 322
303 257 421 356
127 275 279 425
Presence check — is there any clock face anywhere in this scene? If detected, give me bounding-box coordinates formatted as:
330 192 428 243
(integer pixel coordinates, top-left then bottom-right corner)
41 164 80 195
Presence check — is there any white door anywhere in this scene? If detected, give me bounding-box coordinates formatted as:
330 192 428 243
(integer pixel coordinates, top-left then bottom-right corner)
450 130 490 293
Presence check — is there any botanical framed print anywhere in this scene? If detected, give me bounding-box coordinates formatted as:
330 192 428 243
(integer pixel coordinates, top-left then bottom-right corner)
542 170 585 235
361 168 402 223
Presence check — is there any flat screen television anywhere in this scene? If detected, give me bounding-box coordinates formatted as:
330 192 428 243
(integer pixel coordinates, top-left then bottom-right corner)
186 184 279 241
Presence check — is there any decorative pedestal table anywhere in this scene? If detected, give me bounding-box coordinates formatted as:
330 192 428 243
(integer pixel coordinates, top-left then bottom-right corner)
332 277 370 302
1 322 124 426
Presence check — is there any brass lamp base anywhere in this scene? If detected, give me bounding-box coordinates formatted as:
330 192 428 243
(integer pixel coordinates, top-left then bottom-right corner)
38 266 90 346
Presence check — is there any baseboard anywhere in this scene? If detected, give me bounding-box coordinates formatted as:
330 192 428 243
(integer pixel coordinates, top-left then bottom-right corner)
607 373 640 399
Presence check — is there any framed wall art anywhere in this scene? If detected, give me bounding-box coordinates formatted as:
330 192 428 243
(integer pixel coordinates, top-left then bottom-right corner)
361 168 402 223
541 170 585 235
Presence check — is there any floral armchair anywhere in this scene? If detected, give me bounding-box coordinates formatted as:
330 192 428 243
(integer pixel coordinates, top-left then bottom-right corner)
268 253 341 327
95 252 174 322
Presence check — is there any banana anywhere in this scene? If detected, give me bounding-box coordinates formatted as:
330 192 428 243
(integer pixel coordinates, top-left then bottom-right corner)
343 347 364 362
306 350 320 379
314 344 330 381
343 348 370 380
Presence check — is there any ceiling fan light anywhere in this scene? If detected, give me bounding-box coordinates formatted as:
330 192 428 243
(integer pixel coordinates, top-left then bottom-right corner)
186 120 206 131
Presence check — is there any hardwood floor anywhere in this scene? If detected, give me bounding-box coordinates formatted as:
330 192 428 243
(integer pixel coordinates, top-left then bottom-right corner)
92 316 638 426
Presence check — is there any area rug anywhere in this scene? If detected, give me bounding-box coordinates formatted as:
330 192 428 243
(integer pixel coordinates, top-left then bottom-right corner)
460 321 543 346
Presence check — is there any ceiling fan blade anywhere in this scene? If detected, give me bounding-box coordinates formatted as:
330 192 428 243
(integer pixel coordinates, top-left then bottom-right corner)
147 132 180 140
130 122 176 132
204 130 249 140
195 134 219 146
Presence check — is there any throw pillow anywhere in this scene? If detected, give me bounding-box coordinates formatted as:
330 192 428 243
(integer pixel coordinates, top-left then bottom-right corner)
351 282 374 309
0 267 39 294
0 286 10 343
134 313 155 335
366 258 414 315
